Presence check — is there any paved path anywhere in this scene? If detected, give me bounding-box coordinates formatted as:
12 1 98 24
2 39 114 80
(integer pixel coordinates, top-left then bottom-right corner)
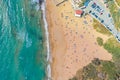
84 0 120 42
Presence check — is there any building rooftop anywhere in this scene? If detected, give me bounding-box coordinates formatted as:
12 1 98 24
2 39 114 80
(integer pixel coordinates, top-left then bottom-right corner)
75 10 83 15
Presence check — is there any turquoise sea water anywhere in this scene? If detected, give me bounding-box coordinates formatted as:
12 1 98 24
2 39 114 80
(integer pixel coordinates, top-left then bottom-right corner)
0 0 47 80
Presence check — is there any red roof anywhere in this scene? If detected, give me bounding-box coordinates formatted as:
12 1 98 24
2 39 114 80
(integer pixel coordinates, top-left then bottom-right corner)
75 10 83 15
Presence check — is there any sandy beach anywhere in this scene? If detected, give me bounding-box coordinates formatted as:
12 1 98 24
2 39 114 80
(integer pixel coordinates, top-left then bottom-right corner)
46 0 112 80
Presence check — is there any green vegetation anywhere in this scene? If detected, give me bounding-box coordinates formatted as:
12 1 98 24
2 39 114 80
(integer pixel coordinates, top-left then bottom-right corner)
103 38 120 69
106 0 113 2
78 2 84 7
102 61 117 80
116 0 120 6
93 19 111 35
78 0 89 7
70 58 119 80
102 38 120 79
70 1 120 79
107 0 120 30
77 0 85 7
97 37 103 46
93 0 120 34
70 37 120 80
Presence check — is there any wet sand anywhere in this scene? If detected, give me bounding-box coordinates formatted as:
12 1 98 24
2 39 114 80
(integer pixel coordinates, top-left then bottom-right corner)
46 0 112 80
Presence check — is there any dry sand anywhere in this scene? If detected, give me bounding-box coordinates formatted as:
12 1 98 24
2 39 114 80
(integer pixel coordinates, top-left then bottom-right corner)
46 0 112 80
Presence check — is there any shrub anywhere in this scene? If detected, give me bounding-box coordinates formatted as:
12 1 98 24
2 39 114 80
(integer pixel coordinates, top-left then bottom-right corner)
97 37 103 46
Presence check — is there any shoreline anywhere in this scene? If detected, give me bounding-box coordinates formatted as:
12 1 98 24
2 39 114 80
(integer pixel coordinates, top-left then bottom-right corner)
41 1 51 80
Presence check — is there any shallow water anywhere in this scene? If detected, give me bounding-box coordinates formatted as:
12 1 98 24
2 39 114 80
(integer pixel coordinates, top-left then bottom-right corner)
0 0 47 80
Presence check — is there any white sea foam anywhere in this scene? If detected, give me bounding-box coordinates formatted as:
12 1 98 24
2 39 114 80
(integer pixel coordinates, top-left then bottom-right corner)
25 33 32 48
35 4 40 11
17 31 25 41
31 0 40 11
32 0 39 3
31 0 51 79
41 1 51 80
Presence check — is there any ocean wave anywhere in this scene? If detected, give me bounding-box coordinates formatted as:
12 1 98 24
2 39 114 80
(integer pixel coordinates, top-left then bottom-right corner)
32 0 39 3
16 31 25 41
31 0 44 4
0 0 47 79
41 1 52 80
31 0 45 11
25 33 32 48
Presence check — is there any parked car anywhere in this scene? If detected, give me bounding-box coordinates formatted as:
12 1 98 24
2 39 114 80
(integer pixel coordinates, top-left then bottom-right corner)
101 20 104 23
